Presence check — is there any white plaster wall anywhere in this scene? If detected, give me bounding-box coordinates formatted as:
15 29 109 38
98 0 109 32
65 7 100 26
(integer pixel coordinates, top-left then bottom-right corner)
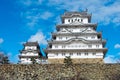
20 58 32 64
20 52 39 56
48 52 103 59
64 17 88 24
20 58 41 64
25 46 37 50
83 18 88 23
52 43 103 49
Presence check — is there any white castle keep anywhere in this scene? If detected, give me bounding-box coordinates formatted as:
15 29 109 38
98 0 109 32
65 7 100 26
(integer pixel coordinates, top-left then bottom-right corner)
45 11 107 64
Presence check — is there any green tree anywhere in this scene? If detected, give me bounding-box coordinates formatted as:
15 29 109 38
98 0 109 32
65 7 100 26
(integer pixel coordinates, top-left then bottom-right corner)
0 52 9 64
64 56 73 67
2 56 9 64
31 57 37 64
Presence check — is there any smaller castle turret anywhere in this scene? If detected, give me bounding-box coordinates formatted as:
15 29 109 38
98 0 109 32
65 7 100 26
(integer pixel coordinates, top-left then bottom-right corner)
19 42 43 64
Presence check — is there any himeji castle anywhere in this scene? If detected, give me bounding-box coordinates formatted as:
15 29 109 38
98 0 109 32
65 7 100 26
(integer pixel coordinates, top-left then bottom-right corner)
45 10 108 64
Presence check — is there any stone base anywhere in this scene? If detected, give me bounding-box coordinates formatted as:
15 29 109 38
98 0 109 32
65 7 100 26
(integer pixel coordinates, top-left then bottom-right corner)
48 58 104 64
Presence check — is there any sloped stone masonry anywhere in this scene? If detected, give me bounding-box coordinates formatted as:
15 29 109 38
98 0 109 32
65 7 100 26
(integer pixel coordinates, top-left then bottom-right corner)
0 64 120 80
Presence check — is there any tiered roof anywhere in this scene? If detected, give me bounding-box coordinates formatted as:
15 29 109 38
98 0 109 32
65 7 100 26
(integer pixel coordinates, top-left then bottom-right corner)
23 42 39 46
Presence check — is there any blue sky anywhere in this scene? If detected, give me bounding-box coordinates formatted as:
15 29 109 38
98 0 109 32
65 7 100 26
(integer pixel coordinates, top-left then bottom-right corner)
0 0 120 63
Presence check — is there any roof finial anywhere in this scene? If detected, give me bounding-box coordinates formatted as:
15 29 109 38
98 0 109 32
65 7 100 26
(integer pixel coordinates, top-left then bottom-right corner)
64 9 67 12
64 9 67 14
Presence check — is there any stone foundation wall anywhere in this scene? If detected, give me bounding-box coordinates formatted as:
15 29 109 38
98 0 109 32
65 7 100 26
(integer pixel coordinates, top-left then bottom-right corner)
48 58 103 64
0 64 120 80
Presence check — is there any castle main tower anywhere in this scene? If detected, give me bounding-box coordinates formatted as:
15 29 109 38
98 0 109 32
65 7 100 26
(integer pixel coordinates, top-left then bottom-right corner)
45 11 107 64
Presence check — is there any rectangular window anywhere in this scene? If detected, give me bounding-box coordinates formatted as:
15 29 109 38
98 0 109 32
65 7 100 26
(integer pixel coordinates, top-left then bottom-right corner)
96 45 99 48
68 19 70 22
59 36 62 39
66 37 68 39
91 36 95 39
92 53 96 55
70 53 73 55
55 45 58 48
62 45 65 48
88 45 92 48
56 53 58 56
77 53 81 55
62 53 65 56
81 19 83 22
72 19 73 22
85 53 88 56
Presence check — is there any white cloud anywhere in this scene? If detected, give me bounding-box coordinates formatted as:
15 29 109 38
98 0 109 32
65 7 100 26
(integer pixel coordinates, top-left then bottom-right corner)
0 38 4 44
118 52 120 55
48 0 120 26
28 31 47 45
114 44 120 49
17 0 120 28
18 0 43 7
40 11 53 20
104 55 117 63
21 10 54 27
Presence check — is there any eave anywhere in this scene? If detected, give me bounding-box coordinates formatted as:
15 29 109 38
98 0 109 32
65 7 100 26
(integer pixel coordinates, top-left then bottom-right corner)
56 23 97 30
48 39 106 45
45 48 108 54
52 32 102 36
